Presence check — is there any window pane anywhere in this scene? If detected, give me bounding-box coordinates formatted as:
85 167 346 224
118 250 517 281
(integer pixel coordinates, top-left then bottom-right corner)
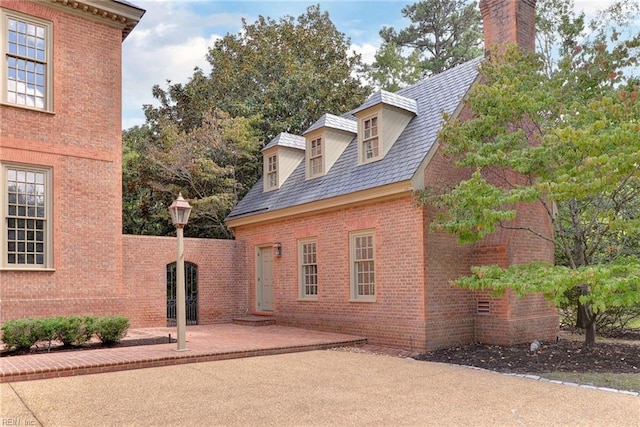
5 166 47 266
352 233 375 298
5 15 49 110
301 242 318 297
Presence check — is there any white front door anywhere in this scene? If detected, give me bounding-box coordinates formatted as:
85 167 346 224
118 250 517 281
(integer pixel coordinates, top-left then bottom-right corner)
257 247 274 311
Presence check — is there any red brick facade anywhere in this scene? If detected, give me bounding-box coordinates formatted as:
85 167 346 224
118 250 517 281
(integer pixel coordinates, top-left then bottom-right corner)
480 0 537 53
0 1 249 332
122 235 248 327
232 194 431 350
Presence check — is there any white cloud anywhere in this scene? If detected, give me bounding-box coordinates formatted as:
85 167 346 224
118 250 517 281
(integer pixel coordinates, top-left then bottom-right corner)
121 1 245 128
351 42 378 65
122 32 219 121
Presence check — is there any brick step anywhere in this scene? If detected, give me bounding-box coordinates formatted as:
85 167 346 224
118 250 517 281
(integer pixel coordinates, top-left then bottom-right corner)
232 315 276 326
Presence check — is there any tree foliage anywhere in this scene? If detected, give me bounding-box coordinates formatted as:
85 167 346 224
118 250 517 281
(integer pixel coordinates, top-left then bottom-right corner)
145 4 369 142
361 42 422 91
123 111 262 238
420 1 640 345
378 0 483 79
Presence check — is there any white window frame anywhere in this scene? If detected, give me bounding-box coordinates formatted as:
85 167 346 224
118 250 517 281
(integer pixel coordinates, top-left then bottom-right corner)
267 154 278 190
1 162 54 270
298 238 318 300
1 9 53 112
361 115 379 163
349 230 376 302
308 137 323 178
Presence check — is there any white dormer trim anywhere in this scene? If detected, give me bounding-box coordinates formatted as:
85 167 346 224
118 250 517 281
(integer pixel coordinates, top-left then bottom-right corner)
303 114 356 180
262 133 305 192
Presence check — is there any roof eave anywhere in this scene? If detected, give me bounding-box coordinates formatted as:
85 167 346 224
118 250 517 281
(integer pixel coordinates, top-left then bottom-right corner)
48 0 145 41
227 181 414 229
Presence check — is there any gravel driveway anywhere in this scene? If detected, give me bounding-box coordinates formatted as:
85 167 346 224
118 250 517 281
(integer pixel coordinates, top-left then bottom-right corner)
1 350 638 426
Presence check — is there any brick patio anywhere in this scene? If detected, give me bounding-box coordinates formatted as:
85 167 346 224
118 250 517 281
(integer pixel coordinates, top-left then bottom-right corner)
0 324 367 383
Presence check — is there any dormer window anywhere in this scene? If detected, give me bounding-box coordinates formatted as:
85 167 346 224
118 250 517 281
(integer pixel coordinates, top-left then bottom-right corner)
362 116 379 161
261 133 306 193
354 90 417 165
303 114 356 180
309 137 323 177
267 154 278 189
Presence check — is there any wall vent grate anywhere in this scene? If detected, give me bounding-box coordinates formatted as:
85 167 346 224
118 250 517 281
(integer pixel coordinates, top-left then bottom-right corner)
477 300 490 314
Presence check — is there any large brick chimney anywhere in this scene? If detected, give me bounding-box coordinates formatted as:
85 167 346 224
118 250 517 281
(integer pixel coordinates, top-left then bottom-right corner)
480 0 536 53
474 0 559 348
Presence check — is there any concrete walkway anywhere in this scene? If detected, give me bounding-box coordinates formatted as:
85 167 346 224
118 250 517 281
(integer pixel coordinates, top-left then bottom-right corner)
2 350 639 426
0 324 366 383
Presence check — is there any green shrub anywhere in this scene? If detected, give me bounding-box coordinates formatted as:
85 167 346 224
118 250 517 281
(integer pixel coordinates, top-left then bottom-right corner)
31 317 59 349
94 316 129 345
2 314 130 352
56 316 95 346
1 319 39 351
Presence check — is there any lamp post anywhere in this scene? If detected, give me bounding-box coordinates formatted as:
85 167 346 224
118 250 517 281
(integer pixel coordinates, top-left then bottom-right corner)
169 193 191 351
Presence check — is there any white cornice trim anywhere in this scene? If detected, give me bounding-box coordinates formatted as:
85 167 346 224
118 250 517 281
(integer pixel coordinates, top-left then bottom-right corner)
46 0 144 40
227 181 414 229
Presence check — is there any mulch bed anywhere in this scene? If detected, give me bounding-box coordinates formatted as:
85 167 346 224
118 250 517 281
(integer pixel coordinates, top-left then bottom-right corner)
413 338 640 374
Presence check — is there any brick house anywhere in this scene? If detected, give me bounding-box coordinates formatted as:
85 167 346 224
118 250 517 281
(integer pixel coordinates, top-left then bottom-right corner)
0 0 144 321
226 0 559 351
1 0 558 352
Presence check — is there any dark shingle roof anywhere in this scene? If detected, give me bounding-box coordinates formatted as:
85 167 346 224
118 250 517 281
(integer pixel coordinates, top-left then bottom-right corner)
228 56 482 221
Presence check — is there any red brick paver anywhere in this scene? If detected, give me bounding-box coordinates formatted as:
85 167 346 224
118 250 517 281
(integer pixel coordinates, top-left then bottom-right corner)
0 324 366 383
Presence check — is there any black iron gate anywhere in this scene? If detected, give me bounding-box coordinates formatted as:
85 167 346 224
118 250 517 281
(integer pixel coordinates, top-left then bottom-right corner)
167 261 198 326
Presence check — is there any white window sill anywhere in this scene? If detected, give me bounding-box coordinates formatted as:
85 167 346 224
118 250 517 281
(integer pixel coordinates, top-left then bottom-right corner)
349 297 376 303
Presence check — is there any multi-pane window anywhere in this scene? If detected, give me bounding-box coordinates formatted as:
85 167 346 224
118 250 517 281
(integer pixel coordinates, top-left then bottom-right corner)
350 231 375 300
3 164 51 268
299 240 318 299
309 137 323 177
362 117 379 161
2 11 51 110
267 155 278 189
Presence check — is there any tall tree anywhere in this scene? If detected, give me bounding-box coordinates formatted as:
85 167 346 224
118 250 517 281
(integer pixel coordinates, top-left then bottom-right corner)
361 42 422 91
379 0 483 78
536 0 640 77
145 5 370 143
420 2 640 345
122 125 173 236
123 111 262 239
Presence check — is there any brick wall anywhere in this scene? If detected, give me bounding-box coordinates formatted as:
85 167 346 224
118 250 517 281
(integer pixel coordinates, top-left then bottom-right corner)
121 235 248 328
422 103 558 348
480 0 537 53
0 1 125 322
232 195 430 350
422 136 477 350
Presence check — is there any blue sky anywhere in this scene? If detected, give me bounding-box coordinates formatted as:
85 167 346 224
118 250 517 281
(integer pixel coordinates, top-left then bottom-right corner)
121 0 624 130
